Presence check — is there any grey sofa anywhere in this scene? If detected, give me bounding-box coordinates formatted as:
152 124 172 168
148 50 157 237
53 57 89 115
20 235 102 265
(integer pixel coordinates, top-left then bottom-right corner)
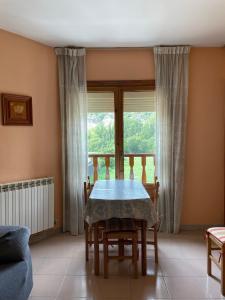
0 226 33 300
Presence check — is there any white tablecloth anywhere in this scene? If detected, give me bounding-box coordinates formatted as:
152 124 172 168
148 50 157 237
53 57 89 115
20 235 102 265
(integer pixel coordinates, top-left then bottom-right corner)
85 179 157 227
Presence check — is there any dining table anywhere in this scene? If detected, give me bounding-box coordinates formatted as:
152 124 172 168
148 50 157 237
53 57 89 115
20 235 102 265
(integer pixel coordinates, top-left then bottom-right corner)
84 179 158 276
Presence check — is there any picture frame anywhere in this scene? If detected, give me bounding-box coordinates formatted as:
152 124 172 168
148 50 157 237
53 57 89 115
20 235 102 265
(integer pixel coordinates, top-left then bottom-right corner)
1 93 33 126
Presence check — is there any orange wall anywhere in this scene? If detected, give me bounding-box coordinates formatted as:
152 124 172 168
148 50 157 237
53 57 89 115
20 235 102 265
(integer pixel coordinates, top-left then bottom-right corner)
0 30 62 228
0 32 224 227
183 48 225 225
86 49 154 80
86 48 225 225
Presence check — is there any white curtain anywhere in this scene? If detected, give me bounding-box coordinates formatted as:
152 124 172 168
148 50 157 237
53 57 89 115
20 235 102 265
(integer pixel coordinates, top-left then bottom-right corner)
55 48 87 235
154 46 190 233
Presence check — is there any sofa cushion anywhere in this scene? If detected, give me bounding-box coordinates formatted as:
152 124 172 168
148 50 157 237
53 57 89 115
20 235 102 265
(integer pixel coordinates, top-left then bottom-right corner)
0 226 21 237
0 259 33 300
0 226 30 263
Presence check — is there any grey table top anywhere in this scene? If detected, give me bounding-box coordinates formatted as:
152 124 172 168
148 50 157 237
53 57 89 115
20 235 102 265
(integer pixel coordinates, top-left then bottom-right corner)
89 179 150 201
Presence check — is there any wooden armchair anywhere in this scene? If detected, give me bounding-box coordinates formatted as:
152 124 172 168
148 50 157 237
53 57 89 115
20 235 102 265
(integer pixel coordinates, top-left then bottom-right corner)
206 227 225 296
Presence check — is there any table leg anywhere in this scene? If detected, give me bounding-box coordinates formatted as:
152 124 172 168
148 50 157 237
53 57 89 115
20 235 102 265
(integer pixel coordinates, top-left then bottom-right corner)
141 220 147 275
119 239 124 261
94 223 99 275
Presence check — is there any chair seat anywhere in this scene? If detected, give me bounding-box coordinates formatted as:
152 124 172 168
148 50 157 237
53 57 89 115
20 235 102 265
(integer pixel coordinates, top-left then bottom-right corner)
207 227 225 243
105 218 136 233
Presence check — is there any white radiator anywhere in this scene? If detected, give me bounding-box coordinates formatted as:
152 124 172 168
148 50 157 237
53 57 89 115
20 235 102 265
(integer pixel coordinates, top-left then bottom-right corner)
0 177 54 234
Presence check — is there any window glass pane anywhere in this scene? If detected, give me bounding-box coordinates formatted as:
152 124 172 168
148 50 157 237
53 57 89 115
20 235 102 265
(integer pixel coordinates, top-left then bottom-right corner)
123 91 156 183
87 92 115 182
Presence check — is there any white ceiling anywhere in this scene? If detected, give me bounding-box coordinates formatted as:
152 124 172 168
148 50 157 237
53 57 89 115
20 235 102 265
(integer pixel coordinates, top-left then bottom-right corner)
0 0 225 47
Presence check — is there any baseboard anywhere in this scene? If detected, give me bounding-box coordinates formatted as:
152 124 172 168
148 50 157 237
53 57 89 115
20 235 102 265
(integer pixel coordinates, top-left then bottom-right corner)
29 224 224 241
180 224 224 231
29 227 63 244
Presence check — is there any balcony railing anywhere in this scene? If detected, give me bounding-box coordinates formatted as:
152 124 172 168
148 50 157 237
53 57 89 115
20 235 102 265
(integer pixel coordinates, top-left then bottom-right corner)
88 153 155 184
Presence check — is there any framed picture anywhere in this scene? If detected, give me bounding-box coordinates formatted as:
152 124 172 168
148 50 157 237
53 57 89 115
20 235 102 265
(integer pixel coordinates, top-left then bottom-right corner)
1 93 33 125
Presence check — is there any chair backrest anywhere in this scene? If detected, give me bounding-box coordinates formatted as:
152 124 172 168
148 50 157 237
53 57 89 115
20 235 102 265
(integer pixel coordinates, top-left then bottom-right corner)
84 176 91 205
149 176 160 205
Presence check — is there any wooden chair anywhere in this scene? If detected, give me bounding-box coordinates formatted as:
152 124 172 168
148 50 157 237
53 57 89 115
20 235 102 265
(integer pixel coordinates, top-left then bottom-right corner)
206 227 225 296
147 176 160 263
103 218 139 279
84 178 105 262
84 176 92 261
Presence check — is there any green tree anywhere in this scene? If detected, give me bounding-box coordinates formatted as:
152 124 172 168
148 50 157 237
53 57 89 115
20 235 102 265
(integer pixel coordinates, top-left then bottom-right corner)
88 112 156 182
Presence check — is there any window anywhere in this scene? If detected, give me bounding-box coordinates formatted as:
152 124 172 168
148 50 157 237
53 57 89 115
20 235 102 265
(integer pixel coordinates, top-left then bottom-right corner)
87 80 156 186
88 92 115 180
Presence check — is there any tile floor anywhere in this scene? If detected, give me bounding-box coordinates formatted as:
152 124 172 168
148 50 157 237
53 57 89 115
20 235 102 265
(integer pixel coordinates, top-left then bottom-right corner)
29 231 225 300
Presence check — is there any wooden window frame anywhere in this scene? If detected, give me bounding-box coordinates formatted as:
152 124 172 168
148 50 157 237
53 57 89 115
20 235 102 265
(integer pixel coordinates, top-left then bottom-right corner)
87 80 155 181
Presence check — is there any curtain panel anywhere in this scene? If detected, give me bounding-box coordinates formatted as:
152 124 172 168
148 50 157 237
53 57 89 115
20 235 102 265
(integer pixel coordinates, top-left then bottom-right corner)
55 47 87 235
154 46 190 233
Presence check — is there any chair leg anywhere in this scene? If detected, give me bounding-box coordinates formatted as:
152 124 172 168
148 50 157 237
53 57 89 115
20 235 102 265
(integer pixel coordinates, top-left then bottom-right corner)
153 225 158 264
132 233 138 278
221 245 225 296
207 234 211 276
104 235 108 279
141 221 147 276
94 223 100 275
85 222 89 261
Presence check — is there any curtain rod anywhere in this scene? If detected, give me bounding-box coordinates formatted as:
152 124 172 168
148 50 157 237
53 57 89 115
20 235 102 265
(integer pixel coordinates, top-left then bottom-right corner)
88 45 192 50
60 46 153 50
86 47 153 50
59 45 192 50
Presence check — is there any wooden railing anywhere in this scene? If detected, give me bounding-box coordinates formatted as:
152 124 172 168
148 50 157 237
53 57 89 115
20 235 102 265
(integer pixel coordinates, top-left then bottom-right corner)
88 153 155 184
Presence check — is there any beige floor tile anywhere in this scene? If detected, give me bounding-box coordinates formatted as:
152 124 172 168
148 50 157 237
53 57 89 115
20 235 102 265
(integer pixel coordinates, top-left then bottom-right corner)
67 258 94 275
29 297 56 300
57 298 90 300
164 276 225 299
31 275 64 297
203 276 225 299
98 248 162 277
34 258 70 275
98 258 161 278
164 276 206 299
94 298 129 300
31 244 75 258
158 234 205 259
210 263 222 279
57 298 168 300
99 258 133 277
32 258 44 274
160 258 206 277
29 231 225 300
71 246 87 259
93 276 131 298
30 235 78 258
160 257 221 278
58 275 94 299
142 259 163 277
158 244 183 259
179 244 206 259
130 276 170 299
